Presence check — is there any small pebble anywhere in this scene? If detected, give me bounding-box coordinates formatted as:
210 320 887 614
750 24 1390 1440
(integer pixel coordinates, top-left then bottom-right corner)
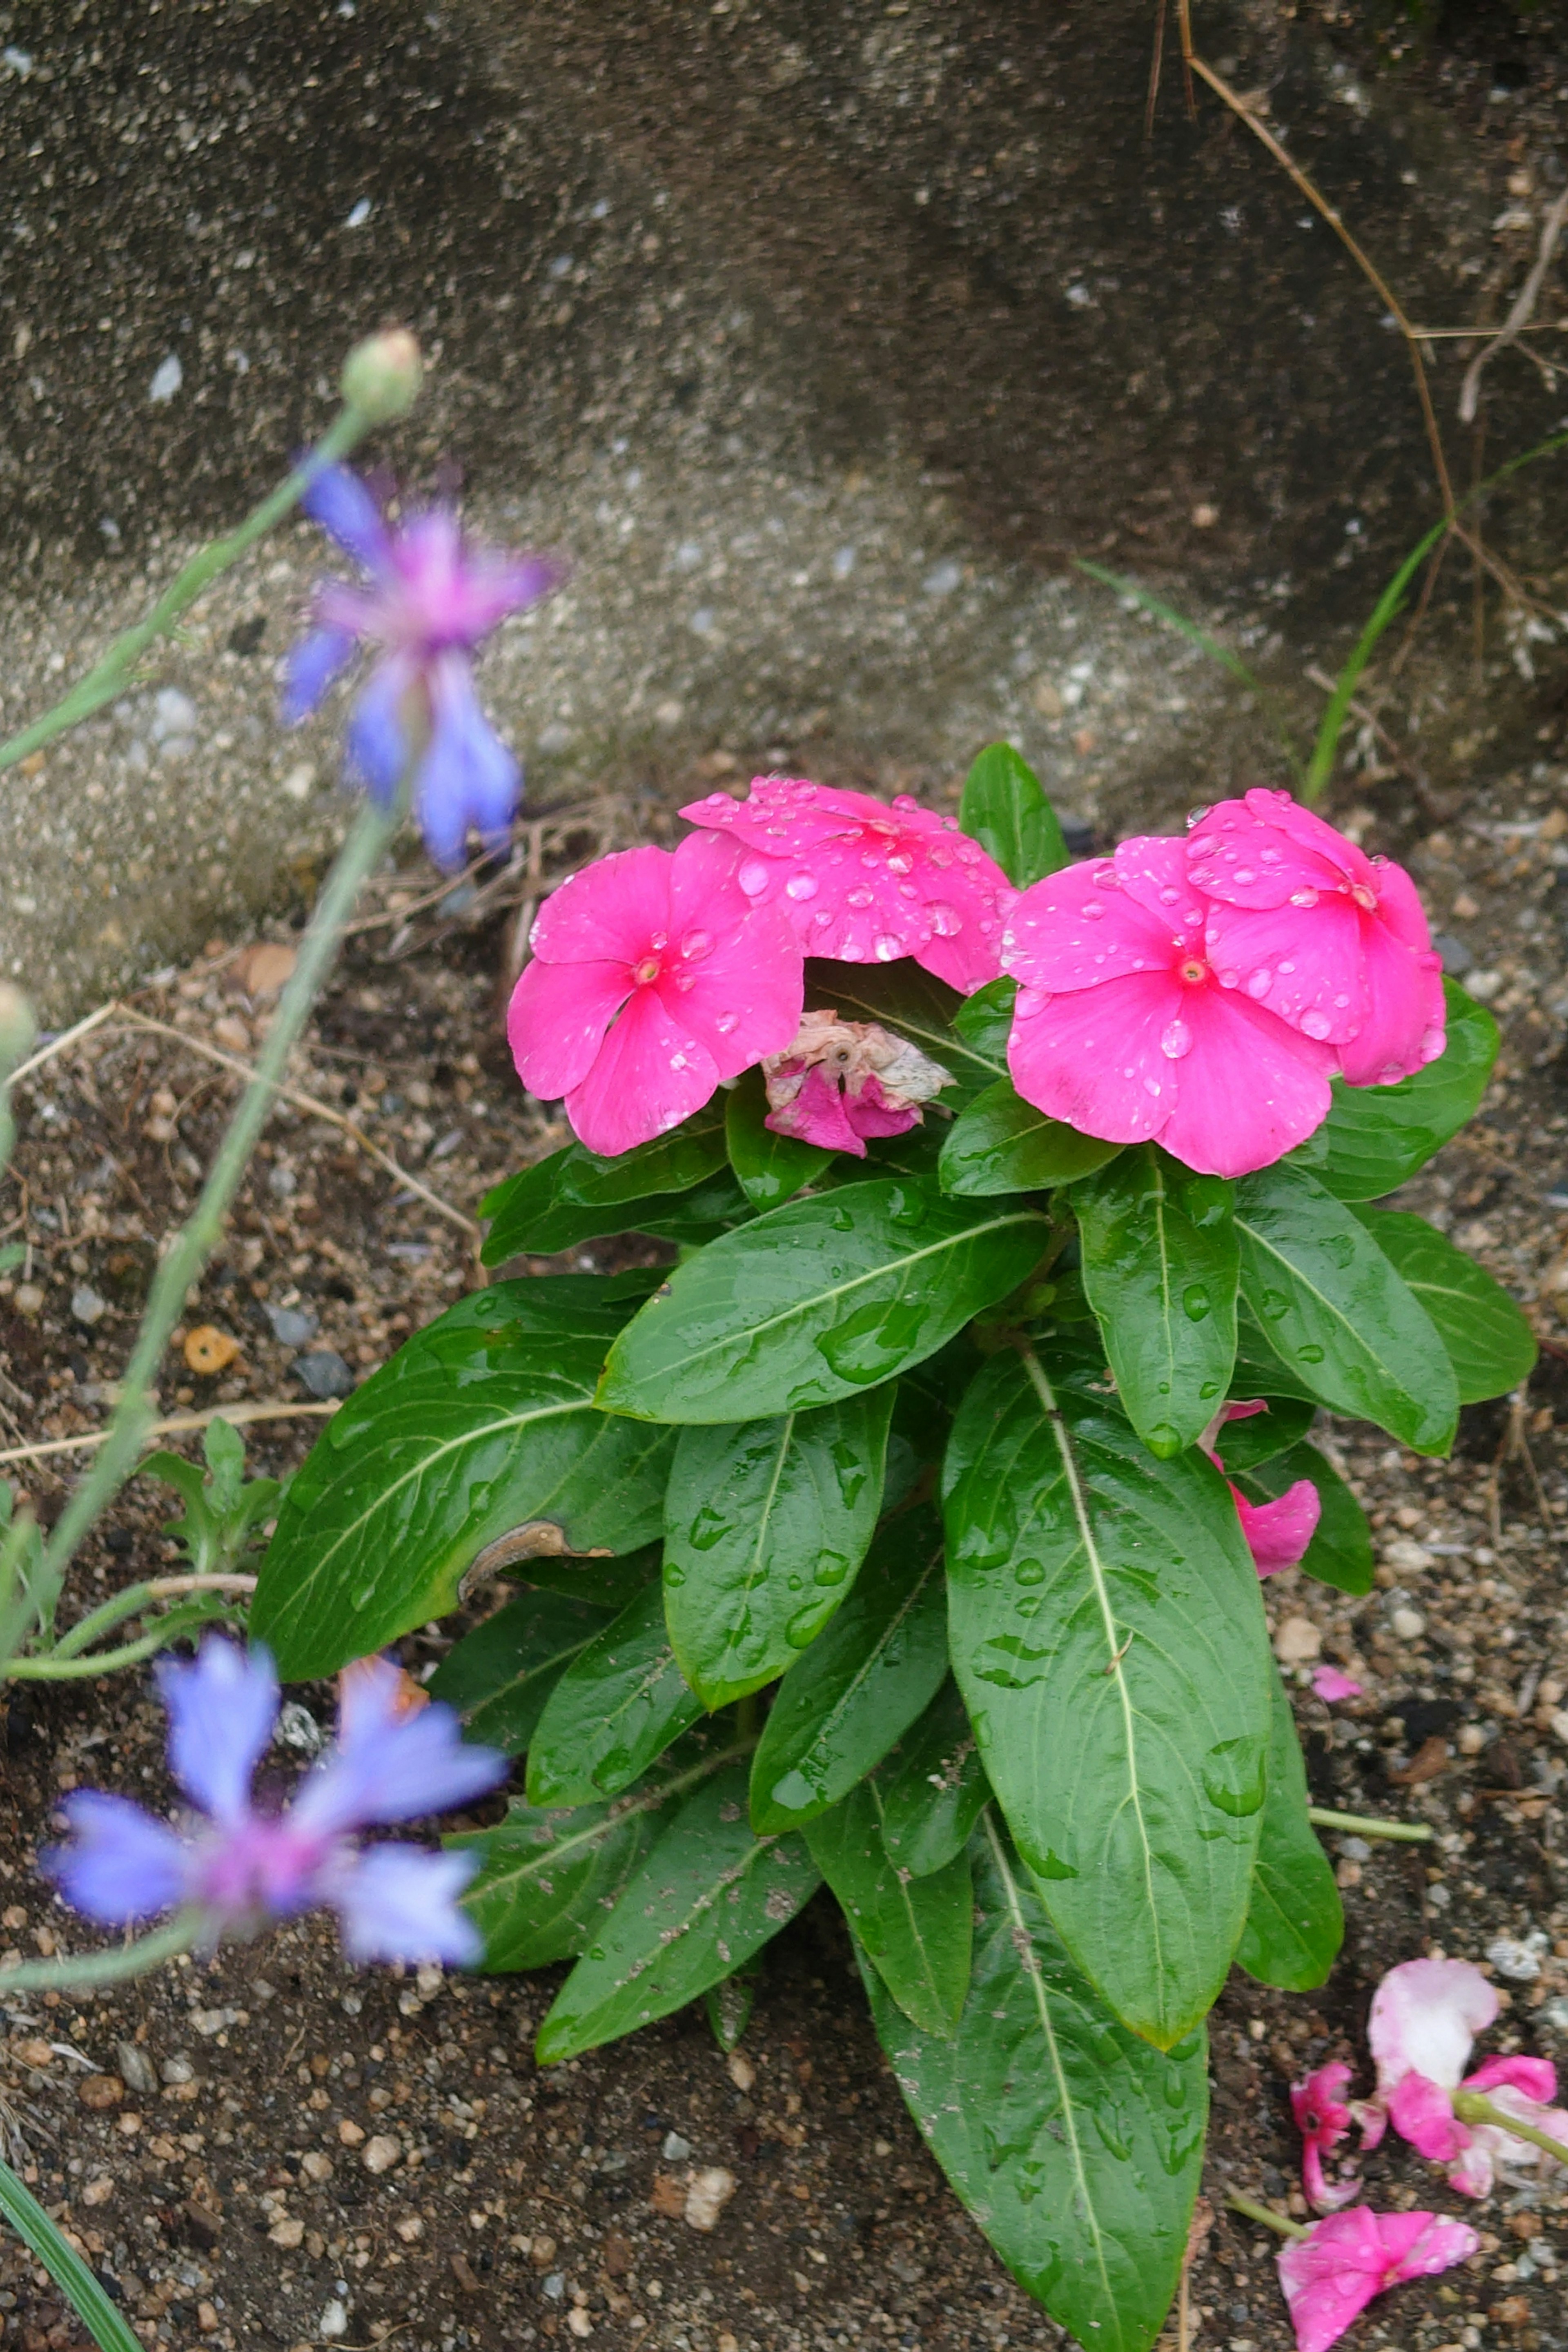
293 1349 356 1400
726 2051 755 2092
268 2216 305 2249
160 2053 195 2085
662 2131 693 2161
1382 1538 1433 1573
1390 1606 1426 1641
1486 1934 1546 1982
318 2301 348 2340
69 1285 106 1327
362 2134 401 2174
77 2074 123 2110
266 1304 316 1348
1273 1615 1321 1664
684 2166 737 2232
148 355 183 404
1550 1708 1568 1746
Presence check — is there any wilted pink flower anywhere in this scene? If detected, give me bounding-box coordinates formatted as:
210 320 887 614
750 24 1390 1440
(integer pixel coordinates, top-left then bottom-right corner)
1185 791 1446 1086
1201 1402 1322 1577
1276 2206 1479 2352
1367 1956 1568 2195
506 834 803 1156
1292 2063 1360 2214
678 777 1012 994
1312 1666 1363 1703
761 1010 952 1158
1000 837 1336 1178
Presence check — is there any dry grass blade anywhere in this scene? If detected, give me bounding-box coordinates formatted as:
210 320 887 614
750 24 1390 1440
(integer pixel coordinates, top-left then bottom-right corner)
0 1399 340 1472
1460 185 1568 425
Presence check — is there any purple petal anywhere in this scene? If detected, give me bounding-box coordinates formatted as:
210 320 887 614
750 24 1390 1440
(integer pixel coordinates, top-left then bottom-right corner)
42 1793 190 1924
293 1662 507 1837
414 655 519 869
302 463 391 572
333 1844 483 1966
281 624 357 724
345 657 414 801
155 1638 278 1825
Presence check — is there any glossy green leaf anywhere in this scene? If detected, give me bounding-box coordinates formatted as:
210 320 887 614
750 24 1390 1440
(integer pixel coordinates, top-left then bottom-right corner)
864 1814 1208 2352
1289 981 1496 1202
252 1281 676 1679
807 1779 972 2036
1209 1396 1316 1472
527 1581 704 1806
663 1391 893 1707
749 1509 950 1834
1075 1145 1238 1457
952 975 1016 1067
503 1542 662 1615
1230 1441 1374 1597
958 742 1069 890
557 1101 731 1205
1233 1163 1457 1454
481 1145 751 1264
724 1065 835 1209
598 1180 1050 1425
536 1759 822 2061
939 1077 1122 1198
1236 1670 1343 1991
1354 1207 1537 1404
806 961 1005 1108
874 1678 990 1878
942 1349 1271 2047
452 1735 744 1972
704 1968 759 2053
427 1589 615 1754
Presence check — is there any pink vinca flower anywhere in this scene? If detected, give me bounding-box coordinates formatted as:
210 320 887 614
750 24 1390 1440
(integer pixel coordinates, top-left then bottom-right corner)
1312 1666 1363 1703
678 777 1013 994
1292 2063 1361 2214
1185 790 1446 1085
1368 1956 1568 2196
1000 837 1337 1178
761 1011 953 1158
1277 2206 1479 2352
1202 1402 1322 1577
507 833 804 1156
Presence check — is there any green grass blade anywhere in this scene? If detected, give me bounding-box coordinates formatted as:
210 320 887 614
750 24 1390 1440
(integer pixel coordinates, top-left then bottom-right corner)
0 2152 143 2352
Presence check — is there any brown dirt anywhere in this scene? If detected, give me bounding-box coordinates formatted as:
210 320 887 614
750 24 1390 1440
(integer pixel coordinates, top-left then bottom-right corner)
1 758 1568 2352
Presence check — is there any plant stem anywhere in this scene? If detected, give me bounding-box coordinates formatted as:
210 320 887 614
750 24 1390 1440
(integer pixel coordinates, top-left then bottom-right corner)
0 407 369 776
48 1574 257 1663
1452 2090 1568 2166
0 2151 143 2352
9 1630 196 1680
30 796 398 1597
1225 2193 1307 2240
1307 1806 1433 1844
0 1910 201 1995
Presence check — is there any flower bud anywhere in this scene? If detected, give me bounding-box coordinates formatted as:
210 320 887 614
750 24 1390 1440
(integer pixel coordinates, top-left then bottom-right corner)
0 983 35 1076
340 329 423 423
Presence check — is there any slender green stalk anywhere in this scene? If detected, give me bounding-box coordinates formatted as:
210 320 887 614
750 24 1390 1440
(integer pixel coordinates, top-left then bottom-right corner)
1307 1805 1433 1844
48 1573 256 1663
0 1910 200 1994
9 1631 190 1680
1225 2192 1307 2240
0 408 369 776
0 2152 143 2352
1453 2089 1568 2166
31 795 398 1593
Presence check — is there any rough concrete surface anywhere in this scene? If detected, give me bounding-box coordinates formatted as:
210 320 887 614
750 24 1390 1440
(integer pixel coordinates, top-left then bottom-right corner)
4 0 1568 1013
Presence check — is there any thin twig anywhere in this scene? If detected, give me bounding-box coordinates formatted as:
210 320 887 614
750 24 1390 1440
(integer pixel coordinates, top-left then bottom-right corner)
1303 666 1441 810
1145 0 1168 143
6 1004 119 1091
1460 186 1568 423
0 1399 339 1472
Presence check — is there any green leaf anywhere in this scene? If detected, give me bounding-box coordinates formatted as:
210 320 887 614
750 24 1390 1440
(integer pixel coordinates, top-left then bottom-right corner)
724 1065 835 1209
958 742 1069 889
598 1180 1050 1425
1233 1163 1457 1454
663 1392 893 1707
251 1279 675 1679
1237 1670 1343 1991
1289 981 1497 1202
0 2146 144 2352
536 1759 822 2060
427 1590 615 1755
939 1077 1122 1198
452 1734 744 1972
1230 1442 1374 1597
1209 1396 1316 1472
705 1968 759 2052
502 1542 662 1615
140 1417 283 1576
526 1581 704 1806
806 1779 973 2036
806 961 1005 1108
942 1350 1272 2047
557 1101 732 1205
874 1678 991 1878
952 975 1017 1066
1354 1207 1537 1404
864 1813 1208 2352
749 1509 950 1834
481 1144 751 1263
1075 1146 1238 1457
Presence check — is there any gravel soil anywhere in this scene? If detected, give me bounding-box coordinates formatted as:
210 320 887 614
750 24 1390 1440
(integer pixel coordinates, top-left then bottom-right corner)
1 766 1567 2352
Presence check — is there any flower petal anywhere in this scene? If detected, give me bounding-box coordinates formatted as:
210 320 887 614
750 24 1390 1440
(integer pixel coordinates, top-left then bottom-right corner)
766 1064 868 1155
530 844 673 968
302 462 392 572
415 654 520 869
1001 853 1180 996
281 625 356 724
1006 969 1183 1148
565 986 721 1156
1312 1666 1363 1702
1466 2053 1559 2105
156 1638 278 1824
1336 919 1445 1087
1187 790 1372 908
1276 2208 1389 2352
663 833 804 1078
1233 1475 1321 1576
345 657 414 800
1388 2070 1470 2161
507 956 634 1103
293 1666 507 1837
42 1792 191 1924
1148 984 1334 1179
333 1844 483 1966
1368 1956 1497 2097
1201 893 1367 1045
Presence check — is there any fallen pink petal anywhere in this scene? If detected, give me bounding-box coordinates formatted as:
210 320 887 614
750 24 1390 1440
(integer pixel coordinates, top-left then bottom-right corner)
1312 1667 1363 1702
1277 2206 1480 2352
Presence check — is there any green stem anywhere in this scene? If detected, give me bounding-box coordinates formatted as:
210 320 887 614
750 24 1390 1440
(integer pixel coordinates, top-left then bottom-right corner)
49 1573 256 1663
0 407 370 776
29 795 398 1597
9 1631 183 1679
0 1909 200 1994
1225 2193 1308 2241
1307 1805 1434 1844
0 2152 143 2352
1453 2090 1568 2166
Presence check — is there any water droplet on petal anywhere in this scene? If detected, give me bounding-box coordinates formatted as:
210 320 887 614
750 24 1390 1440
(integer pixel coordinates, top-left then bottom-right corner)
874 933 903 961
649 930 668 950
670 1052 688 1069
846 886 875 909
1160 1019 1193 1059
1187 806 1211 830
715 1011 738 1034
737 858 771 897
680 927 712 960
1277 959 1295 975
1245 967 1272 999
785 871 818 901
1159 886 1180 905
928 902 962 937
1143 1076 1162 1097
1233 866 1256 884
1300 1009 1333 1041
1187 832 1217 855
1081 899 1104 920
886 851 913 875
1288 888 1319 908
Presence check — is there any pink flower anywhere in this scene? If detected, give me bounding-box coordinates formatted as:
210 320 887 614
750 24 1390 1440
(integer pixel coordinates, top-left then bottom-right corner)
1367 1956 1568 2196
1276 2206 1479 2352
678 777 1012 993
506 833 804 1156
999 837 1336 1178
1185 791 1446 1086
1200 1401 1322 1577
761 1010 952 1158
1312 1667 1363 1704
1292 2063 1361 2214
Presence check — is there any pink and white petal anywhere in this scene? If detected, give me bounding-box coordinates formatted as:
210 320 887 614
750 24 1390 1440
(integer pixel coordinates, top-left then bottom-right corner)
564 987 720 1157
1337 924 1445 1086
1000 859 1177 996
1465 2054 1559 2105
1187 793 1353 909
673 899 805 1080
1368 1957 1496 2097
1312 1667 1363 1702
1388 2070 1471 2162
1233 1477 1321 1576
1111 835 1209 947
1005 969 1183 1147
507 957 632 1102
1378 2210 1482 2282
1155 988 1334 1179
530 844 672 968
1202 895 1368 1043
768 1066 867 1155
1276 2211 1388 2352
846 1075 923 1141
1446 2137 1498 2199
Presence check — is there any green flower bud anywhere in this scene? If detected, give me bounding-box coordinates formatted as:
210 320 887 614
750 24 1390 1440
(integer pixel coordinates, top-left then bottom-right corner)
340 329 423 423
